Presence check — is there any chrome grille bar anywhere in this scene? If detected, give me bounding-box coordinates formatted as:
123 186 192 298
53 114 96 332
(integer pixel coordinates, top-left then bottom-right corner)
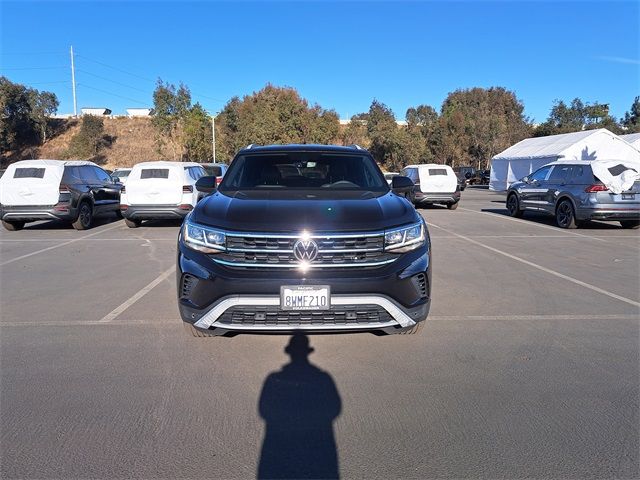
217 229 391 269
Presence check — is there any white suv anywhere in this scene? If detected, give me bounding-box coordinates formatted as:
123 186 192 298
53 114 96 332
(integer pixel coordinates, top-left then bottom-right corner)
401 164 461 210
120 161 207 227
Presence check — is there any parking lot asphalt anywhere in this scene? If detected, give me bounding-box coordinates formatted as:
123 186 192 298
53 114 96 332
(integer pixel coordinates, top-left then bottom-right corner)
1 188 638 479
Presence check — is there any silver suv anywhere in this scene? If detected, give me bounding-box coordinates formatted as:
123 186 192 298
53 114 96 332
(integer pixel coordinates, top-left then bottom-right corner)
506 161 640 229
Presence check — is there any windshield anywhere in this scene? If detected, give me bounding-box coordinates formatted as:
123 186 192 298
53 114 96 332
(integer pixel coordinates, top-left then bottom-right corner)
113 170 130 178
203 165 223 177
219 152 388 192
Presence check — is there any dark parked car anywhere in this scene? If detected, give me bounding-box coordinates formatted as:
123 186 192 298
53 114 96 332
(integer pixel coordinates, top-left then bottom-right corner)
177 144 432 337
506 161 640 229
453 166 475 186
0 160 121 231
476 169 490 185
200 163 229 187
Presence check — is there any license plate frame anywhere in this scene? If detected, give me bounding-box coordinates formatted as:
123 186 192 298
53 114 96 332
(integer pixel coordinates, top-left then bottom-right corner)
280 285 331 311
622 193 635 200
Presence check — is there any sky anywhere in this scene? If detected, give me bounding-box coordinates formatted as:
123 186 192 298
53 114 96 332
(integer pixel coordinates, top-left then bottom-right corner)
1 1 638 123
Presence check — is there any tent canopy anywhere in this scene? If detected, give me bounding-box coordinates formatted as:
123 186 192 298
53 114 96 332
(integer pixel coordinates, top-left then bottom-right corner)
620 133 640 149
490 129 640 191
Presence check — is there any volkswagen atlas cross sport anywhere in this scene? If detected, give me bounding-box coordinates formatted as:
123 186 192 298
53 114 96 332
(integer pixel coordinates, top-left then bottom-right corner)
177 144 432 337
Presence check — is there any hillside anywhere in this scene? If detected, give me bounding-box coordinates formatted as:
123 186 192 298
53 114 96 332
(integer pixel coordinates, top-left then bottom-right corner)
1 117 162 170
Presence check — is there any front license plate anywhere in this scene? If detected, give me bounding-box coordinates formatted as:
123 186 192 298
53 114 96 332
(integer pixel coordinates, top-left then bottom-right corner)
622 193 635 200
281 285 330 311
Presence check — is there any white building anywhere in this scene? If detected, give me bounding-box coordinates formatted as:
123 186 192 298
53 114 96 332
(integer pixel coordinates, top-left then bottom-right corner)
126 108 152 117
81 107 112 116
489 129 640 191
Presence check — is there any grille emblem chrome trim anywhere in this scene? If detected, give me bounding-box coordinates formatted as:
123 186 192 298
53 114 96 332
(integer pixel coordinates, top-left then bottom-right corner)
293 239 319 262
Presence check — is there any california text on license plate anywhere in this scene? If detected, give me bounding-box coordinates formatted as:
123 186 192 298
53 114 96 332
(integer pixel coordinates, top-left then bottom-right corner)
281 285 330 311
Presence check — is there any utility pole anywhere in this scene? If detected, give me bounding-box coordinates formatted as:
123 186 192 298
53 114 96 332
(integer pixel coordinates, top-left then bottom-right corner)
70 45 78 117
211 114 216 162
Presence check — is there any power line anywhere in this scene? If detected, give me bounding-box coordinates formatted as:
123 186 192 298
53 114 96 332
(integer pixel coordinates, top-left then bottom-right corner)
77 84 149 106
0 52 66 56
27 81 71 86
1 66 67 71
76 54 156 83
76 69 150 95
75 53 226 105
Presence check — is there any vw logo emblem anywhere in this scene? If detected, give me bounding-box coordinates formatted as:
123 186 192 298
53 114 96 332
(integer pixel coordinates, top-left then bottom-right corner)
293 238 319 262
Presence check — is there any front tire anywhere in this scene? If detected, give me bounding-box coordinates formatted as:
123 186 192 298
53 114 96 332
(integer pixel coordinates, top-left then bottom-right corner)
398 322 424 335
72 202 93 230
125 218 142 228
447 202 459 210
507 193 523 218
2 220 25 231
620 220 640 229
556 199 578 229
183 322 216 337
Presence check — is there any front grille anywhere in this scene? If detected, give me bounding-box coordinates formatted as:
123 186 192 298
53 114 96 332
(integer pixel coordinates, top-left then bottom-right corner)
216 232 395 269
217 305 394 327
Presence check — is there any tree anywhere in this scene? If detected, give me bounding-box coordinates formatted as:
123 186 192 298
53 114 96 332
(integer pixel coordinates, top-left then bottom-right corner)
437 87 531 169
151 79 193 160
28 90 58 143
365 100 405 170
340 116 369 148
215 84 340 161
621 96 640 133
67 115 106 159
182 103 212 161
536 98 622 136
405 104 439 164
0 76 58 152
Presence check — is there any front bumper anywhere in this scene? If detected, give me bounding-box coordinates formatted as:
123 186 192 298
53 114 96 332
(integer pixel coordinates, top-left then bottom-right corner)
181 294 430 335
0 204 76 222
177 240 431 335
122 204 191 220
414 191 461 204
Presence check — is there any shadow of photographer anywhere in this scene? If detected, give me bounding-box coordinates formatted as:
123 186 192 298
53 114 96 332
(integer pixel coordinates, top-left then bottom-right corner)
257 332 341 479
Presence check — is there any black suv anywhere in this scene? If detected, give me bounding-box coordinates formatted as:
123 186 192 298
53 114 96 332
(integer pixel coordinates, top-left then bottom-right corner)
0 160 121 231
177 145 432 336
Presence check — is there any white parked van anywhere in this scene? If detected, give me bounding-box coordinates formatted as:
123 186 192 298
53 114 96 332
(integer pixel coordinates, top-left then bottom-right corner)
401 164 461 210
120 161 207 227
0 159 121 230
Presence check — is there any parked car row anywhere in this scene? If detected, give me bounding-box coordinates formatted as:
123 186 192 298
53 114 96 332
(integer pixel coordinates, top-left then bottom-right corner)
0 159 228 231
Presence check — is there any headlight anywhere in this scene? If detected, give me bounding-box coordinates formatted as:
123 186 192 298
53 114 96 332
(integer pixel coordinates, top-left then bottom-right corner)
384 222 425 253
183 221 226 254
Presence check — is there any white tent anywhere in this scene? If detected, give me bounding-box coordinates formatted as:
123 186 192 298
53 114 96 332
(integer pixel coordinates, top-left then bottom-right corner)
489 129 640 191
620 133 640 150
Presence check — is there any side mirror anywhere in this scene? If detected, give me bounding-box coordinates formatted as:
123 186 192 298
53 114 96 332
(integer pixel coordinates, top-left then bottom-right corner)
522 176 530 184
195 175 217 194
111 176 120 184
391 175 414 194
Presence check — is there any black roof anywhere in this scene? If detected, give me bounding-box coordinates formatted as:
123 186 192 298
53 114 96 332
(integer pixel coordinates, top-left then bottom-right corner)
236 144 368 155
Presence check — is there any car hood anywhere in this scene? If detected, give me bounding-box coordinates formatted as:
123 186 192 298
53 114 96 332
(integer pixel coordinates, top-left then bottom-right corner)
191 190 419 232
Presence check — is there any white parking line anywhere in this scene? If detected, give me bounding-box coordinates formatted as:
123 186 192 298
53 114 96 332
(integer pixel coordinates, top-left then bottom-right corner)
0 238 176 242
0 223 125 267
458 207 609 242
427 220 640 309
431 235 584 239
97 265 176 323
1 313 637 327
